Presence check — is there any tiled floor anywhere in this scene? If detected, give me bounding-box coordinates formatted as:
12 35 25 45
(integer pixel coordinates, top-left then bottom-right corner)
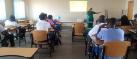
0 27 88 59
0 27 137 59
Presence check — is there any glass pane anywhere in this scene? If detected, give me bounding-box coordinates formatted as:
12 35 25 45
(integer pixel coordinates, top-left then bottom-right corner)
14 0 25 19
0 0 6 20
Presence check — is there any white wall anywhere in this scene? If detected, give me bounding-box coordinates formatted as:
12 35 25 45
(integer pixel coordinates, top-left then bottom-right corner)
88 0 126 19
28 0 86 22
27 0 126 26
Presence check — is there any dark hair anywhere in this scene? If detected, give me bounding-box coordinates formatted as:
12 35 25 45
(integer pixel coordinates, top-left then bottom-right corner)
97 15 106 23
10 15 16 21
39 13 47 20
48 15 53 19
89 8 92 10
107 18 116 26
120 15 131 25
134 14 137 18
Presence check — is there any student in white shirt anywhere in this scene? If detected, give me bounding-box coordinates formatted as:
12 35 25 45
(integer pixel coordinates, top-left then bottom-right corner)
0 24 15 47
4 15 19 40
36 13 51 31
4 15 19 28
88 15 106 42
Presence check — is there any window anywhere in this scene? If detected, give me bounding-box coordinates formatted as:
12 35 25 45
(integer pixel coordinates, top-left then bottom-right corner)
14 0 25 19
0 0 6 20
70 1 87 12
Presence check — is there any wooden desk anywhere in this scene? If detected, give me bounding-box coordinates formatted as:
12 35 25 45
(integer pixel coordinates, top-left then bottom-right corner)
0 48 38 59
128 29 136 34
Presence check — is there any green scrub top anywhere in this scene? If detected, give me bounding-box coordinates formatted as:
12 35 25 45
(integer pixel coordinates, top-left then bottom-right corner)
87 11 96 28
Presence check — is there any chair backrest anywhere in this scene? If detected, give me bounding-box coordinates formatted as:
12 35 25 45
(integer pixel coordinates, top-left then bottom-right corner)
104 41 131 57
74 22 85 35
32 30 48 42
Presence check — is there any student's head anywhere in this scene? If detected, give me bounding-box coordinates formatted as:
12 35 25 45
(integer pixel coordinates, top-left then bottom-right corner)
99 15 106 22
39 13 47 20
10 15 16 21
48 15 53 19
121 15 128 20
107 18 117 27
134 14 137 19
89 8 92 11
121 15 131 25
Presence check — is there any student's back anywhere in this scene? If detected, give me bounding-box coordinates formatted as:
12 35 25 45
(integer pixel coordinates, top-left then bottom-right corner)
36 13 51 31
97 28 124 42
5 15 19 28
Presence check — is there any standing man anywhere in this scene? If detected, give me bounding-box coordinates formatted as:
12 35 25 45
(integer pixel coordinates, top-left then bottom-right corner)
87 8 100 28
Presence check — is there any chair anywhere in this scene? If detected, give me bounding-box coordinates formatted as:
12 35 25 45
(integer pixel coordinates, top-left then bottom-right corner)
17 27 26 46
72 22 85 42
102 41 131 59
31 30 54 56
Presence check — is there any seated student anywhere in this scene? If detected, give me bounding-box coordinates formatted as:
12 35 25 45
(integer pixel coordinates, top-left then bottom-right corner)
97 18 124 59
36 13 60 46
54 16 61 25
36 13 51 31
134 14 137 21
0 24 15 47
47 15 55 28
4 15 20 40
120 15 131 26
47 15 61 32
54 16 62 31
88 15 106 43
4 15 19 29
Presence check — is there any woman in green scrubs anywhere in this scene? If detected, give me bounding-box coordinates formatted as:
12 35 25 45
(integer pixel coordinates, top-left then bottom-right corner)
87 8 100 28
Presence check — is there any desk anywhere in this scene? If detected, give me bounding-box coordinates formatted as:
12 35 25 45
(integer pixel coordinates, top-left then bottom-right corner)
0 48 38 59
128 29 136 34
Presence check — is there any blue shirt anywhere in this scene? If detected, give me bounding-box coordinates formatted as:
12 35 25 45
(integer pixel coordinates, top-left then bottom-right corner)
97 28 124 59
97 28 124 42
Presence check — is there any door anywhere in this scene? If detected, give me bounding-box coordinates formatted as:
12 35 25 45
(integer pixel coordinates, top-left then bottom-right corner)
127 1 134 20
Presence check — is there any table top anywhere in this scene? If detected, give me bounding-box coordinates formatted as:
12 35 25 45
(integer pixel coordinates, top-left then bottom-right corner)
4 26 16 30
128 29 136 33
0 48 38 58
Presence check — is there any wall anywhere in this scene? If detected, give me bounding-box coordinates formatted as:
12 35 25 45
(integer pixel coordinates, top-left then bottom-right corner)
27 0 126 22
28 0 86 23
88 0 126 19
